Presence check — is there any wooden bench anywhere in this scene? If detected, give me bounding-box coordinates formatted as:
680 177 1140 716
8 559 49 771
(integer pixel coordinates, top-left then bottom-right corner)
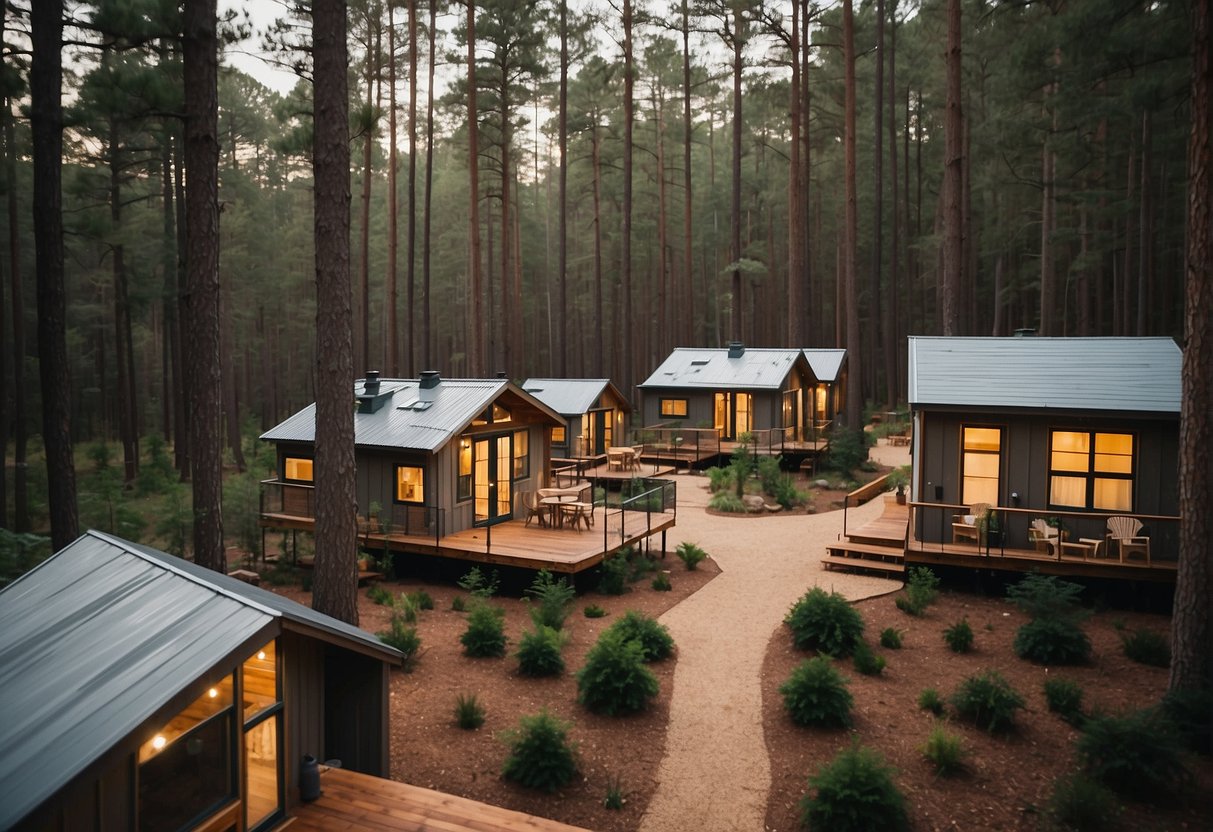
227 569 261 586
887 434 911 447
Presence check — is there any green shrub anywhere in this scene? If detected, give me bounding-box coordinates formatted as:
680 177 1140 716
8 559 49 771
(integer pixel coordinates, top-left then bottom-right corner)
1047 772 1121 832
651 572 672 591
943 617 974 653
917 688 945 716
598 554 630 596
393 592 420 624
378 616 421 670
708 491 746 513
516 626 568 677
457 566 499 598
525 569 576 630
1077 707 1187 800
577 629 659 715
951 671 1026 733
675 541 708 570
608 611 675 662
705 465 733 493
823 425 869 475
407 589 434 610
451 595 467 612
784 587 865 657
628 555 658 581
454 692 485 729
501 710 577 793
583 604 607 618
1006 573 1088 621
799 741 908 832
603 775 625 810
920 724 967 776
1013 616 1091 665
879 627 903 649
1120 628 1170 667
851 642 886 676
460 603 507 658
1044 677 1085 726
894 594 923 616
1162 686 1213 755
779 656 854 728
367 584 394 605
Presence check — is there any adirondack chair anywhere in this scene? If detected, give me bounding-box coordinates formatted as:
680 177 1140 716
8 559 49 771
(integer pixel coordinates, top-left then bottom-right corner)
1028 519 1063 557
1107 515 1150 564
952 503 990 545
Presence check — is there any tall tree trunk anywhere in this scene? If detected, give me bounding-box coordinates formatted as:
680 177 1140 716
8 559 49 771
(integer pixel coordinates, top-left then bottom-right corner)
1040 94 1058 334
386 1 399 375
622 0 634 391
682 0 695 347
787 0 803 347
885 0 900 403
221 279 245 472
173 129 190 477
160 116 176 447
1137 110 1152 335
422 0 436 370
500 82 514 376
730 4 743 343
183 0 223 569
842 0 862 432
5 80 28 531
466 0 484 377
940 0 963 336
108 102 139 486
870 0 885 401
312 0 358 625
31 0 78 550
557 0 569 376
407 0 419 374
656 82 669 364
592 125 604 376
1170 0 1211 695
801 0 814 340
358 24 374 375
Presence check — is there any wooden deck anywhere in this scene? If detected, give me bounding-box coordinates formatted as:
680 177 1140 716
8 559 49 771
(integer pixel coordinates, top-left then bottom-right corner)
289 767 588 831
825 495 908 576
904 539 1179 582
263 505 676 574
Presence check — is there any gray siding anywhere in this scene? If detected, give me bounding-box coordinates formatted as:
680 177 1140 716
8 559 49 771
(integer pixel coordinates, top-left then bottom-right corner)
282 630 325 810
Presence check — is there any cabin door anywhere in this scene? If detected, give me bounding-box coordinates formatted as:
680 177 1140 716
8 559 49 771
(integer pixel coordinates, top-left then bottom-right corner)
474 435 513 525
586 409 613 455
714 393 752 440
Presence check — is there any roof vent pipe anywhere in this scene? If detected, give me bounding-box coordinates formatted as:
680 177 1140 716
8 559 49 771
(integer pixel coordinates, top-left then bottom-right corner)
1013 328 1037 338
727 341 745 358
364 370 380 394
496 371 508 379
419 370 441 389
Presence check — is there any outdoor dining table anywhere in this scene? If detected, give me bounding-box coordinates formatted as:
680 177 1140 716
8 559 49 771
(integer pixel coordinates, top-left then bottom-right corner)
607 446 638 471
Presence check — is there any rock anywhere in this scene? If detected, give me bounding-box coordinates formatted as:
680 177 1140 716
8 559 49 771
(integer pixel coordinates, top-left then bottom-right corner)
814 479 830 488
742 494 766 513
764 502 782 513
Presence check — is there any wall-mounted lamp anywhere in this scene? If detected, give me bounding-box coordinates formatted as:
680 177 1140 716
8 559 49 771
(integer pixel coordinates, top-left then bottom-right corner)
1011 491 1021 506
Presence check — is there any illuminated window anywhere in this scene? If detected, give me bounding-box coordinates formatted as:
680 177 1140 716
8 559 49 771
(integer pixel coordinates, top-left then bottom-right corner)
660 399 689 418
513 431 529 479
552 426 566 444
457 438 472 500
473 403 512 425
1049 430 1134 511
962 427 1001 506
284 457 313 482
396 465 425 503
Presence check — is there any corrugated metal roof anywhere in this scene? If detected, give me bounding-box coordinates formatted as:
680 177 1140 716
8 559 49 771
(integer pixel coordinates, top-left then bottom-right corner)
0 532 399 829
907 336 1182 413
262 378 510 451
803 349 847 383
522 378 631 415
638 347 804 390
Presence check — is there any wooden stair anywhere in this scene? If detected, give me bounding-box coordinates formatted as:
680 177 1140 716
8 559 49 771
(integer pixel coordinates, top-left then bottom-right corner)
822 494 908 577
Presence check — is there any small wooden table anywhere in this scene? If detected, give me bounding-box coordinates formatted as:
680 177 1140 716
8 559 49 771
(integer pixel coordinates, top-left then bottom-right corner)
560 501 593 531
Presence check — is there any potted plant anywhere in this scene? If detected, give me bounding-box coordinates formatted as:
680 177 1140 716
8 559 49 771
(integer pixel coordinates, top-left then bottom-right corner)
887 466 911 504
978 510 1004 548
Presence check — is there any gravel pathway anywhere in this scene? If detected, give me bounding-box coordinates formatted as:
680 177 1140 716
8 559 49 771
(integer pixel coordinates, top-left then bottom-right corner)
639 444 908 832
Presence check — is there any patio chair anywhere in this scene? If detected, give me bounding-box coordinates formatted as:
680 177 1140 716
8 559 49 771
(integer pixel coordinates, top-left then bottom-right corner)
1028 518 1063 557
951 503 990 545
1107 515 1150 565
521 490 547 527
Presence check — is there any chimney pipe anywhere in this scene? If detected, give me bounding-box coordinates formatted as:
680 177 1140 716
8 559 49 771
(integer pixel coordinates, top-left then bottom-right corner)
419 370 441 389
727 341 745 358
1013 328 1037 338
364 370 380 393
496 371 508 379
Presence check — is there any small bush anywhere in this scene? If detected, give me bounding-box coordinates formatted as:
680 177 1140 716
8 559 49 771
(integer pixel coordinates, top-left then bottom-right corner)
367 584 393 605
603 776 625 810
451 595 466 612
598 554 630 596
609 611 675 662
784 587 865 657
1006 573 1087 621
651 572 672 591
1044 677 1085 726
705 465 733 493
407 589 434 610
457 566 499 599
576 629 659 715
896 566 940 616
823 425 869 476
1047 772 1121 832
393 592 420 624
894 594 924 616
943 618 974 653
1120 628 1170 667
1077 707 1187 800
525 569 576 630
378 616 421 670
852 642 886 676
1013 616 1091 665
500 710 577 792
454 692 485 729
951 671 1026 733
708 491 746 513
516 626 568 677
917 688 945 716
799 741 908 832
583 604 607 618
1162 687 1213 755
675 541 709 570
921 724 967 776
879 627 903 649
779 656 854 728
460 603 507 658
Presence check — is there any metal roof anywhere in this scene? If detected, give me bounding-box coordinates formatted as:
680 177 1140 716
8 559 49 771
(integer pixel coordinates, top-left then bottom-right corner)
907 336 1182 414
261 378 563 451
521 378 632 416
803 349 847 383
638 347 805 390
0 531 399 829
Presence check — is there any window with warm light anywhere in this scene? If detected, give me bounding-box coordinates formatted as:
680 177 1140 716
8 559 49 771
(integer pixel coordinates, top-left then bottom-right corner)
457 438 473 500
395 465 425 503
284 457 313 482
962 427 1002 506
660 398 689 418
552 426 566 444
1049 430 1134 511
242 640 282 831
513 431 529 479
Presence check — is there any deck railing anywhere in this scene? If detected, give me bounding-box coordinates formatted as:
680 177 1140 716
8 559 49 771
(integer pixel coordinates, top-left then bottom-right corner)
260 478 315 518
600 478 677 553
261 479 444 545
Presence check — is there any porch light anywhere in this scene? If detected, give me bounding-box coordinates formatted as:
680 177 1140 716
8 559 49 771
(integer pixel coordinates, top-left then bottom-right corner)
208 687 218 699
152 735 166 751
257 650 266 661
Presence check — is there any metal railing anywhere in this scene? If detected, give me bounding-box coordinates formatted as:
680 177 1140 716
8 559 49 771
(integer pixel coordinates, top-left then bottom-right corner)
260 478 315 518
601 478 677 552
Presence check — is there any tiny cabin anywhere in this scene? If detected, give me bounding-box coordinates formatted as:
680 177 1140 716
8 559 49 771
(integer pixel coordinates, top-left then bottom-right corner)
638 343 817 443
802 348 848 429
0 531 401 832
907 336 1181 565
521 378 632 459
260 372 565 536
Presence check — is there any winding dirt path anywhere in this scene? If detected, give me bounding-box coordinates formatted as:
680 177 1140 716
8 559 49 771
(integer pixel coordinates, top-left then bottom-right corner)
639 446 908 831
